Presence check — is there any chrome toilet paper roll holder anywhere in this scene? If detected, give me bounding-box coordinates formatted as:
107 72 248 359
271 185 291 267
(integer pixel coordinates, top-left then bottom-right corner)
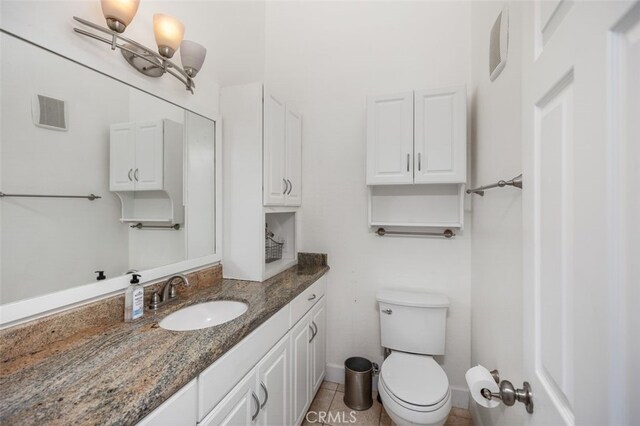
481 370 534 413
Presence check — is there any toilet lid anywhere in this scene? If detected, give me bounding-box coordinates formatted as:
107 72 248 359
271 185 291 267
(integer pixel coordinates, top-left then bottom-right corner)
381 352 449 407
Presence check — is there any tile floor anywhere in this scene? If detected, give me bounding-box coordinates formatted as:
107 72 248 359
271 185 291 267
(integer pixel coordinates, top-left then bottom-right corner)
303 381 473 426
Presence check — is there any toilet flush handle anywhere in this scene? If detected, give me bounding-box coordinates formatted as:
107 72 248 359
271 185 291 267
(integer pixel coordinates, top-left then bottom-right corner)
381 309 392 315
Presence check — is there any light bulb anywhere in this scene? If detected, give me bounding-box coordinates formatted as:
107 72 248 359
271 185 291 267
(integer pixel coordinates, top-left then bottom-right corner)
153 13 185 59
101 0 139 33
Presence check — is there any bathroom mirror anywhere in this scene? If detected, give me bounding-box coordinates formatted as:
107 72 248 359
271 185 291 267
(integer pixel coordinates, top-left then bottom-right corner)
0 32 220 317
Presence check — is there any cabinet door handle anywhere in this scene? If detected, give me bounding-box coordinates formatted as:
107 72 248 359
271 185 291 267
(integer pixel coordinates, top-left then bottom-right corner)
312 321 318 338
307 294 316 301
259 381 269 409
309 324 315 343
287 179 293 195
128 169 133 181
418 153 421 171
134 169 139 181
381 309 393 315
407 153 410 172
251 391 260 421
282 178 288 195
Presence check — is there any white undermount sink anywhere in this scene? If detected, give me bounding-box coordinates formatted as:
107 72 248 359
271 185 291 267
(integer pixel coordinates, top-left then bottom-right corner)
159 300 249 331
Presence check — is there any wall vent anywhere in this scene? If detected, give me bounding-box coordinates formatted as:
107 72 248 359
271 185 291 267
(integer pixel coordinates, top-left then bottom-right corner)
31 94 68 131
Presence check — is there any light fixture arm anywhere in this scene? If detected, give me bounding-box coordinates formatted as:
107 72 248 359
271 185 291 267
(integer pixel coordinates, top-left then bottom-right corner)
72 16 195 93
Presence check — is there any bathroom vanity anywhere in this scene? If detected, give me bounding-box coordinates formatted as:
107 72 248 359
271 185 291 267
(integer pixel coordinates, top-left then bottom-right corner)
0 260 328 426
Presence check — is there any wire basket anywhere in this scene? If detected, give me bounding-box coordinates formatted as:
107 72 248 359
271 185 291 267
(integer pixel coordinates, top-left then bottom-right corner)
265 237 284 263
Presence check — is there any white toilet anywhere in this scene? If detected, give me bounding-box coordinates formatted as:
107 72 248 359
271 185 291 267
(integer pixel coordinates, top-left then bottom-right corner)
376 289 452 426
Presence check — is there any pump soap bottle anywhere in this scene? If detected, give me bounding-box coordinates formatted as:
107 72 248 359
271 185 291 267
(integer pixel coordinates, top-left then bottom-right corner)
125 274 144 322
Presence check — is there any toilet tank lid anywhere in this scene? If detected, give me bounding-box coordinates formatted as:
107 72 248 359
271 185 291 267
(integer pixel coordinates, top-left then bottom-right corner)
376 289 450 308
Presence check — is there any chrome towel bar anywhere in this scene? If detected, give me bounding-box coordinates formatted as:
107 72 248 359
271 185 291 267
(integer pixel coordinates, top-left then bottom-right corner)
0 192 101 201
130 223 180 230
376 228 455 239
466 174 522 196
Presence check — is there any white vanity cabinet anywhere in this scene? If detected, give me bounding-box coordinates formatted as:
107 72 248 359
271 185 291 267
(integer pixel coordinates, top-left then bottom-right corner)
366 86 466 185
137 379 198 426
199 369 258 426
110 120 180 191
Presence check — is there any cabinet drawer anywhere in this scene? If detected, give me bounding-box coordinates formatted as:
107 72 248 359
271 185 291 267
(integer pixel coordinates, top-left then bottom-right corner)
290 276 326 328
198 306 289 421
137 379 197 426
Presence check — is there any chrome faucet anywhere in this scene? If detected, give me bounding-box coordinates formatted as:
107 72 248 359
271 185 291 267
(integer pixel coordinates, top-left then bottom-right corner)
148 273 191 310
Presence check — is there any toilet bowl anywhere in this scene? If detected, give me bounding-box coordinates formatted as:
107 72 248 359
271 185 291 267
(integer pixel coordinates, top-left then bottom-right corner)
378 352 451 426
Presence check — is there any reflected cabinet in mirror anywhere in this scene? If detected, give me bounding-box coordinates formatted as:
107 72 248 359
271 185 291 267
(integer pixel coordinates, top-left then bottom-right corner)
0 32 218 308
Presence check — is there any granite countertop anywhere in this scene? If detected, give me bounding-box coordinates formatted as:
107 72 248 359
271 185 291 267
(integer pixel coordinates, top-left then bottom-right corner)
0 262 329 425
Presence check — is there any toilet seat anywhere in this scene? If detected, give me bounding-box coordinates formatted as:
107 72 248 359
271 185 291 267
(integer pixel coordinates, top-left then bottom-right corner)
378 352 451 425
380 352 449 409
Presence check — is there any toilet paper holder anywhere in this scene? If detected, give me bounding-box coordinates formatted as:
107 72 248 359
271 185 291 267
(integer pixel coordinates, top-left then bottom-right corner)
481 370 534 413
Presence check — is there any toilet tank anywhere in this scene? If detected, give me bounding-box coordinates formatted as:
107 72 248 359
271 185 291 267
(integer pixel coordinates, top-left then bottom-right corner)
377 289 450 355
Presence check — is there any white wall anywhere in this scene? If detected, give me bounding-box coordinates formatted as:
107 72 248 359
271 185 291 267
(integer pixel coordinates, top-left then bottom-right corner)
264 1 472 406
0 0 266 118
469 2 524 425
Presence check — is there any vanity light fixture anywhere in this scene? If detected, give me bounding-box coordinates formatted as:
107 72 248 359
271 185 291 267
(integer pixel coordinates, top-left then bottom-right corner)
73 0 206 93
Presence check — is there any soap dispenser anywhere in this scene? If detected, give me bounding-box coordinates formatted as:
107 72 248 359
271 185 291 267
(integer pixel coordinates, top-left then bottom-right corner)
125 274 144 322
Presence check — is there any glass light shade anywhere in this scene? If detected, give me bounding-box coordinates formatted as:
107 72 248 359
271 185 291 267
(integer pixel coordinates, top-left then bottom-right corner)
180 40 207 78
153 13 185 58
101 0 139 32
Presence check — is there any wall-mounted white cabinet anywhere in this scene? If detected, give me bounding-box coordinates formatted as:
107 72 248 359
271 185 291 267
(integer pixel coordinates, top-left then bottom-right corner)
263 91 302 206
366 86 466 185
110 119 184 225
366 86 467 230
222 83 301 281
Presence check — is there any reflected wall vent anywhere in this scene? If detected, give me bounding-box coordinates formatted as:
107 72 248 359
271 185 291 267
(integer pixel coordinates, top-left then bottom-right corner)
31 94 68 131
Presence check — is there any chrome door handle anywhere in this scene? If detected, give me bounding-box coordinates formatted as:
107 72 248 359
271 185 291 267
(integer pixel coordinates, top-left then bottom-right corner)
282 178 288 195
134 168 139 181
259 381 269 409
307 294 317 301
407 153 410 172
418 153 421 171
309 324 315 342
287 179 293 195
381 309 392 315
128 168 133 181
312 321 318 338
251 391 260 421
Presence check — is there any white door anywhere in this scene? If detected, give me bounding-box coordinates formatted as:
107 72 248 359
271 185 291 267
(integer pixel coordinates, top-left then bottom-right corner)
257 334 289 426
134 120 164 191
199 369 259 426
263 90 287 206
366 92 414 185
413 86 466 184
285 107 302 206
522 2 637 425
310 297 326 394
109 123 136 191
290 312 312 426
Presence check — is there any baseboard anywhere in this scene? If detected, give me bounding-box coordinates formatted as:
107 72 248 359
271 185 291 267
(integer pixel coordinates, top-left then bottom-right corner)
450 386 470 409
327 363 469 408
469 400 485 426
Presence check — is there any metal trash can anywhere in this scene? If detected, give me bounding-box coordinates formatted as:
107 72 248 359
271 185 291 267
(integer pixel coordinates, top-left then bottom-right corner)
344 357 373 411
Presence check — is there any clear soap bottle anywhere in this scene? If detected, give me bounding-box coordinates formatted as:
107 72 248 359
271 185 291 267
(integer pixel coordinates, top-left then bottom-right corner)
125 274 144 322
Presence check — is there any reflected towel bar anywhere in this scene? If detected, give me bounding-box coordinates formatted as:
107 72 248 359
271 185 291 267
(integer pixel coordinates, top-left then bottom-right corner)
466 174 522 196
130 223 180 230
0 192 101 201
376 227 455 239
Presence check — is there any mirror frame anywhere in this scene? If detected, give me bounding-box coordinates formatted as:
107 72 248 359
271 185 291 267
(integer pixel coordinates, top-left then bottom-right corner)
0 30 223 328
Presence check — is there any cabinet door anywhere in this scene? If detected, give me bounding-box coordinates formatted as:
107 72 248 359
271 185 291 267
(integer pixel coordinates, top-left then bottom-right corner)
310 297 326 394
366 92 414 185
199 369 259 426
414 86 466 183
284 107 302 207
137 379 198 426
290 312 312 426
263 90 287 206
134 120 164 191
110 123 136 191
257 334 289 426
